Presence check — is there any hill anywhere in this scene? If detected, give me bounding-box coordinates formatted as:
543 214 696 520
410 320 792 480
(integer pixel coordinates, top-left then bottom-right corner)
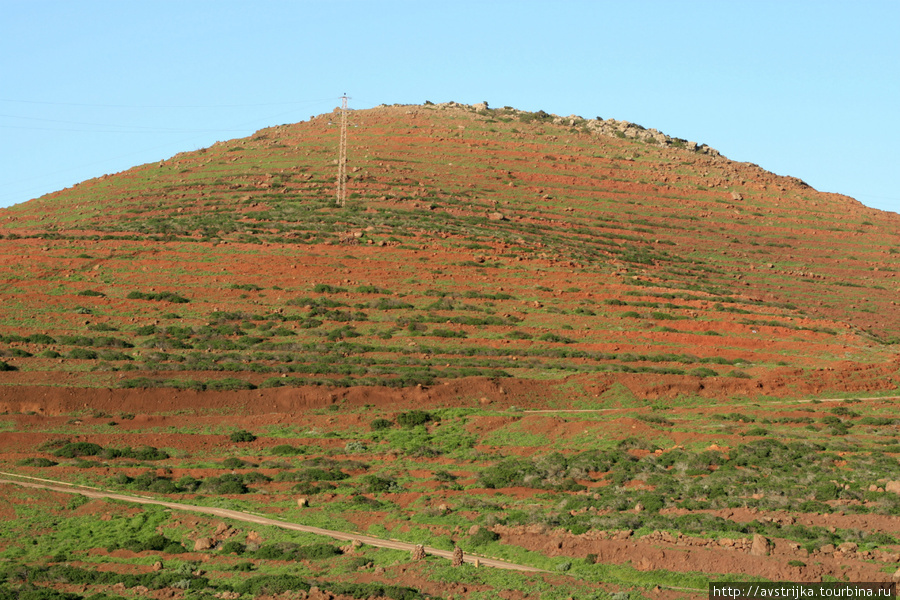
2 103 900 597
0 101 898 399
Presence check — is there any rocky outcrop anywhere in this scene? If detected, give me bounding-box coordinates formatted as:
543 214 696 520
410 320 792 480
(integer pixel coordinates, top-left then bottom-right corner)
423 101 721 155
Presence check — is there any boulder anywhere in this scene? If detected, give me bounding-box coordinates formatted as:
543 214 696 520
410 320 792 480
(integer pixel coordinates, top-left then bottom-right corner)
193 537 215 551
750 534 770 556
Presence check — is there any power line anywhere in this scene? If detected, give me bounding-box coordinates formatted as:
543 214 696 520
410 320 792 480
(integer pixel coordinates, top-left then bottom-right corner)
0 96 340 110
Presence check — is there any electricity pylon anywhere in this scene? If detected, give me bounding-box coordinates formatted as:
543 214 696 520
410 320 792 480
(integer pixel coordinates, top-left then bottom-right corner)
336 94 349 207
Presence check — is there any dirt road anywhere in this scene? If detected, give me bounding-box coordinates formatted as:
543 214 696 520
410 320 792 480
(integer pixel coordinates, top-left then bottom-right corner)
0 473 547 573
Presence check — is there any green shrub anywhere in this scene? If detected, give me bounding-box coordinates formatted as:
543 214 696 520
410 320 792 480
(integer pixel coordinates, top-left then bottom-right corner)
313 284 347 294
100 446 169 461
200 473 251 494
396 410 436 428
54 442 103 458
98 350 132 361
360 474 397 493
28 333 56 344
219 541 247 555
434 470 458 482
469 527 499 546
0 360 16 371
230 429 257 443
235 574 311 596
727 369 752 378
78 289 106 297
207 378 255 391
432 328 466 338
743 427 769 436
271 444 306 456
17 457 57 467
370 418 393 431
296 543 342 560
127 290 190 303
797 500 833 513
651 311 678 320
689 367 718 378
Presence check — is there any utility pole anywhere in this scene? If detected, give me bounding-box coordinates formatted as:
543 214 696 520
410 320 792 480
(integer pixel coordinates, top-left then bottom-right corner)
336 94 349 207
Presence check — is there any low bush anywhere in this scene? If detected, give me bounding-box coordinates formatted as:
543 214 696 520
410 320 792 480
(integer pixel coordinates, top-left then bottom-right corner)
689 367 718 378
54 442 103 458
230 429 257 443
126 290 190 303
396 410 436 428
271 444 306 456
219 541 247 555
199 473 254 494
100 446 169 461
207 378 255 391
17 457 57 467
469 527 500 546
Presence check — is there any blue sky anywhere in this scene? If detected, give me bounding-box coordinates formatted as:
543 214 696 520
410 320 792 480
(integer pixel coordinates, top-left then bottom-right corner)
2 1 898 212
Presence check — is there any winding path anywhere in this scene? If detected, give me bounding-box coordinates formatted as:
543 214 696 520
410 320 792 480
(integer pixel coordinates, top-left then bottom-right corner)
0 473 547 573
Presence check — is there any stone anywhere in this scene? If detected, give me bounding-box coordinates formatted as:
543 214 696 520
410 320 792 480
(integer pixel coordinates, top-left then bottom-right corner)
297 497 309 507
193 537 215 551
731 192 744 201
750 534 770 557
885 481 900 494
411 544 426 561
452 546 464 567
838 542 858 553
152 561 163 571
488 212 505 221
